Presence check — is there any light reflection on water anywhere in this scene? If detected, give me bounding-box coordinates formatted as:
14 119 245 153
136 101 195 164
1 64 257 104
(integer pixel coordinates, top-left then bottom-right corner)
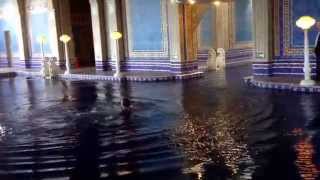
172 110 256 179
294 135 319 180
173 113 249 170
0 125 5 140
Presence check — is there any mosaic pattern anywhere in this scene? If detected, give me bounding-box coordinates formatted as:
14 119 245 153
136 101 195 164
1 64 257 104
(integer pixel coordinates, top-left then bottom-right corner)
253 60 317 76
234 0 253 43
0 69 203 82
290 0 320 48
254 0 319 77
95 58 199 75
245 76 320 93
0 58 10 68
125 0 169 58
226 48 254 63
274 0 320 58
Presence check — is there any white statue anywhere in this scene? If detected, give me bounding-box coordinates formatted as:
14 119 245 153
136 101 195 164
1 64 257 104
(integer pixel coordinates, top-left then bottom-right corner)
48 57 60 78
207 48 217 71
40 57 50 78
216 48 226 70
40 57 60 79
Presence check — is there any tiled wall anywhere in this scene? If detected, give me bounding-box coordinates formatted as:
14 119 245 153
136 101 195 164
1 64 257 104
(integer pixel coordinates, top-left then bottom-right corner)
253 0 320 77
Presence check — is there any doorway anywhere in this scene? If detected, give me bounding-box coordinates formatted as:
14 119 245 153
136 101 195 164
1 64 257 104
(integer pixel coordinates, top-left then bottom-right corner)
69 0 95 68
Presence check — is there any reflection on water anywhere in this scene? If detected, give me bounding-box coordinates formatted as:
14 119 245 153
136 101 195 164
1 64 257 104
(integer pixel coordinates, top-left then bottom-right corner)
0 125 6 140
172 113 251 176
294 135 319 180
1 66 320 179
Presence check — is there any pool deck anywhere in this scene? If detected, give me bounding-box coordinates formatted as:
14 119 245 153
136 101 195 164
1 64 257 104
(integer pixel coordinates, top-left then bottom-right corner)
0 67 203 82
245 76 320 93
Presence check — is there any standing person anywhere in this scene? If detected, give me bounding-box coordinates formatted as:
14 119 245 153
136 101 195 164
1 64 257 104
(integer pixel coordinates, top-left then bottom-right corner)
315 22 320 80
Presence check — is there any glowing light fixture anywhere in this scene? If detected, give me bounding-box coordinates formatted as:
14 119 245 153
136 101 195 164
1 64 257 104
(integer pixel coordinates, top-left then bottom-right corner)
59 34 71 43
213 1 221 6
110 31 122 40
296 16 316 86
59 34 72 75
188 0 196 5
37 35 47 44
296 16 316 30
37 35 47 60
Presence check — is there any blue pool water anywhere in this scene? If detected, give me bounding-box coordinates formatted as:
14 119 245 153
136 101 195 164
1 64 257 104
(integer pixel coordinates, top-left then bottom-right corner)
0 65 320 180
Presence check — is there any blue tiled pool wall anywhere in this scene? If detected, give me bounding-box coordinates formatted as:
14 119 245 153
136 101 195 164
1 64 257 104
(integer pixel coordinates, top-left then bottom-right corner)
253 59 317 77
253 0 320 77
197 48 255 67
0 0 253 75
245 77 320 93
95 58 199 75
94 0 198 75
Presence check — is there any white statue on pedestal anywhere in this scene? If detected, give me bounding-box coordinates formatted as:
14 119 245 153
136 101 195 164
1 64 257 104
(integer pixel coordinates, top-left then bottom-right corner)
216 48 226 71
40 58 50 78
48 57 60 78
207 48 217 71
40 57 60 79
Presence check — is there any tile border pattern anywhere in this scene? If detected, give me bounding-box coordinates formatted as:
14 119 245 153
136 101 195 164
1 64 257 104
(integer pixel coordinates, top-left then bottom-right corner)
244 76 320 93
0 70 203 82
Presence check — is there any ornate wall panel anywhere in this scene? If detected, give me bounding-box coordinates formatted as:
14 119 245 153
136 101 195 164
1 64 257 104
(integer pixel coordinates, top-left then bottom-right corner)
198 7 215 49
253 0 320 76
234 0 253 43
274 0 320 58
125 0 168 58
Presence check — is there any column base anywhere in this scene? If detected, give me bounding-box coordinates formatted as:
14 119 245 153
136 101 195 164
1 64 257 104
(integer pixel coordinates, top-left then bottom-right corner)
64 70 71 75
113 72 122 78
300 79 315 86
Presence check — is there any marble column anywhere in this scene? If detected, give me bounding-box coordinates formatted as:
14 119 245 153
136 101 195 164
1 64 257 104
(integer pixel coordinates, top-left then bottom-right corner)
252 0 273 62
52 0 75 68
167 1 182 62
165 3 200 74
89 0 108 71
165 2 214 74
179 4 198 62
49 0 75 67
45 0 60 65
4 31 12 67
252 0 273 76
16 0 30 68
215 2 231 50
104 0 124 71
